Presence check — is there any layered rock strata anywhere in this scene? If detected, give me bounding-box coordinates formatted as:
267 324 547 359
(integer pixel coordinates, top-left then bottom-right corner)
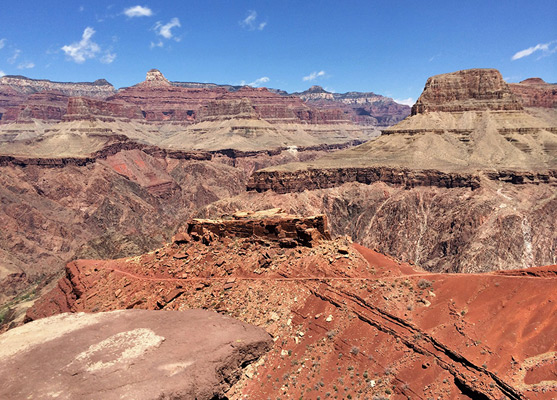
25 211 557 399
183 209 331 248
0 310 271 400
0 75 115 123
509 78 557 108
97 70 348 124
295 85 411 126
411 68 523 114
249 68 556 193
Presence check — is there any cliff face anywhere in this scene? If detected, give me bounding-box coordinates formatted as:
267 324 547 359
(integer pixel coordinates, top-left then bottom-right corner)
99 71 349 124
411 69 523 115
0 70 406 127
25 210 557 399
206 181 557 273
63 97 144 121
509 78 557 108
0 75 115 98
0 75 115 123
218 68 557 274
294 85 411 126
1 91 69 122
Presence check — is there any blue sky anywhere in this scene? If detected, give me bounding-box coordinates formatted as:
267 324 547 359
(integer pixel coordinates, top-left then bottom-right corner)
0 1 555 105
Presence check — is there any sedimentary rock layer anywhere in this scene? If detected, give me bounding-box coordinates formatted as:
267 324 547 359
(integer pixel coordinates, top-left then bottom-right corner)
411 69 523 115
509 78 557 108
294 85 411 126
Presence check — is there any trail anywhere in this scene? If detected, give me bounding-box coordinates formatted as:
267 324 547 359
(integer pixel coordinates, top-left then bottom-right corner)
88 251 555 284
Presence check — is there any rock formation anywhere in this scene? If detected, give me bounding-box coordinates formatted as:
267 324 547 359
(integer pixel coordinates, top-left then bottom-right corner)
98 70 349 125
509 77 557 108
204 68 557 273
411 68 523 114
0 75 114 97
0 309 271 399
25 210 557 399
294 85 411 126
0 75 115 123
1 91 69 122
247 69 556 190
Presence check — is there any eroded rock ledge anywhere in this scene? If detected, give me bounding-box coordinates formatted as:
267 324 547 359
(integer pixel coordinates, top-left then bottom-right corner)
180 209 331 248
247 167 482 193
247 166 557 193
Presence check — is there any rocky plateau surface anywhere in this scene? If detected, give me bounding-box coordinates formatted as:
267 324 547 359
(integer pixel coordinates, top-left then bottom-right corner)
0 309 271 400
26 211 557 399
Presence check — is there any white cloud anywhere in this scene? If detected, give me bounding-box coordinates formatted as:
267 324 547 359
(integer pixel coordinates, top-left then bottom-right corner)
394 97 415 106
244 76 270 87
61 27 101 63
303 70 326 81
8 49 21 64
240 10 266 31
154 18 181 39
100 52 116 64
17 62 35 69
0 39 6 50
150 40 164 49
0 70 5 77
124 5 153 18
512 40 557 60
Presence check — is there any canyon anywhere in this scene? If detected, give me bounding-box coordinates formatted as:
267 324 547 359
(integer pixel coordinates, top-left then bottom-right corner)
227 69 557 273
0 67 555 398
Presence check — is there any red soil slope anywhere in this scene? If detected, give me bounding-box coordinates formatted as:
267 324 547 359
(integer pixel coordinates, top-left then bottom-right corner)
27 212 557 399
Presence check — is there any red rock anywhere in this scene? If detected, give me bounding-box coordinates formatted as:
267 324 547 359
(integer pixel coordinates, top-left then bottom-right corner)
24 211 557 399
1 91 69 122
63 70 350 124
411 68 523 114
295 85 411 126
509 77 557 108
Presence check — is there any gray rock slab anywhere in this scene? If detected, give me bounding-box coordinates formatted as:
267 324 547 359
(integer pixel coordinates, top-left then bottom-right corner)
0 309 272 399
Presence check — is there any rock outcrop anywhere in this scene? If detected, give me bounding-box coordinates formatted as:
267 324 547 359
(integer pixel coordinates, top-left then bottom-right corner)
509 78 557 108
0 309 271 400
0 75 115 123
99 70 349 124
207 181 557 273
294 85 411 126
214 68 557 274
183 209 331 248
0 75 115 98
25 211 557 399
1 91 69 122
250 68 556 192
411 68 523 115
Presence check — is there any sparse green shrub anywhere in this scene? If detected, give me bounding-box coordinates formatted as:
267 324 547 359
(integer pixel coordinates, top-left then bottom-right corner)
417 279 432 289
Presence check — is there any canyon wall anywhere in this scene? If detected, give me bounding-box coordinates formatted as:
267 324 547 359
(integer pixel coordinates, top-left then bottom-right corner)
295 85 411 126
509 78 557 108
411 68 523 115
